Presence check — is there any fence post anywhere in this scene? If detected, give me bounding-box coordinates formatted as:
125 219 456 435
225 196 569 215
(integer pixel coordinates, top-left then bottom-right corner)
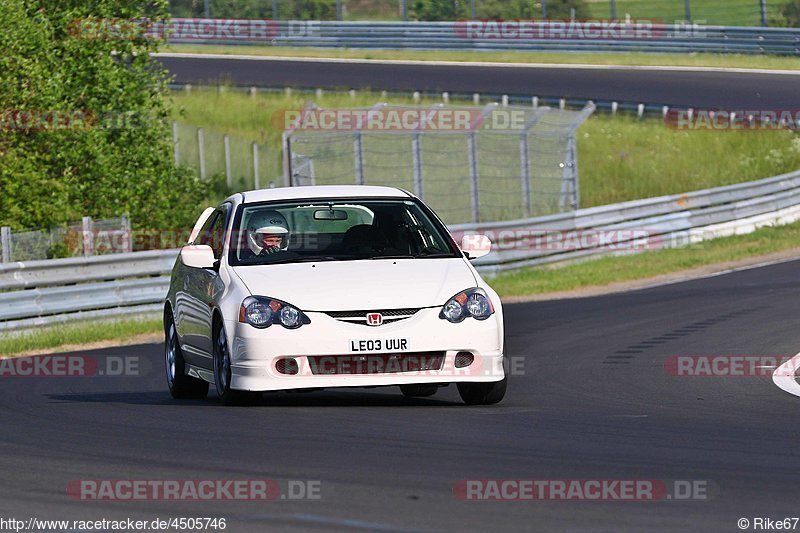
354 133 365 185
224 134 232 187
82 216 94 257
610 0 617 20
760 0 768 26
519 133 531 219
400 0 408 21
282 133 292 187
121 214 132 253
518 108 547 219
467 132 480 223
0 227 11 263
197 128 206 180
253 142 261 190
559 137 579 211
172 121 179 166
411 133 423 199
685 0 691 21
541 0 548 19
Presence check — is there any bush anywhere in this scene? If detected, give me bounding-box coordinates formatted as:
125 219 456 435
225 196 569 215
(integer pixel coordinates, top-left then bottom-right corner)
168 0 337 19
411 0 467 21
0 0 205 233
780 0 800 26
412 0 588 20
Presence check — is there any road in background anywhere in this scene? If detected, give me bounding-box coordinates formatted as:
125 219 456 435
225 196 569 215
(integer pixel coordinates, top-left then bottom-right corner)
158 54 800 109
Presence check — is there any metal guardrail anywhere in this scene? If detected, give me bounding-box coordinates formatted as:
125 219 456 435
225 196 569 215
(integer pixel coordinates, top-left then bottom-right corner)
166 20 800 55
455 169 800 273
2 168 800 331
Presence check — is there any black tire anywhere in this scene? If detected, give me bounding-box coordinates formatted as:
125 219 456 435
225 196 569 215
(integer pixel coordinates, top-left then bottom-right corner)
457 377 507 405
165 311 209 399
400 384 439 398
213 321 257 406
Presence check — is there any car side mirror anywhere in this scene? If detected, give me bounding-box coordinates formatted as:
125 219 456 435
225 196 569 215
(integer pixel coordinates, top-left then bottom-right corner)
460 234 492 259
181 245 217 269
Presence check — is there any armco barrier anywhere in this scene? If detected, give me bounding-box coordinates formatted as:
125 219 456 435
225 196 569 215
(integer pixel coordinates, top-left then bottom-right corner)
458 169 800 273
1 168 800 331
165 20 800 56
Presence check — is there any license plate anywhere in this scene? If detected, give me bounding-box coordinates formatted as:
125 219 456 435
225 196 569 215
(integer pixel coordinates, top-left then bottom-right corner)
349 338 409 353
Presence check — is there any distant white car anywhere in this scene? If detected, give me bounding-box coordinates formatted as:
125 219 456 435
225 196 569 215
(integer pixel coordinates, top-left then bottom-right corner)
164 185 505 405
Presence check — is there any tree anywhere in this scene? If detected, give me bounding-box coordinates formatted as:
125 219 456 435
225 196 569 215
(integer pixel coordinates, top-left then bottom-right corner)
0 0 204 234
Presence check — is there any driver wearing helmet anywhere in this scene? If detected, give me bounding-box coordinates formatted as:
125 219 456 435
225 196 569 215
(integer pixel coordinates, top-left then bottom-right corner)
240 210 295 260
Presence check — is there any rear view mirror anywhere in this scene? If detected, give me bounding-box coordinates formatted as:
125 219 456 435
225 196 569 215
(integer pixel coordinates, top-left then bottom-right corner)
181 245 216 269
461 234 492 259
314 209 348 221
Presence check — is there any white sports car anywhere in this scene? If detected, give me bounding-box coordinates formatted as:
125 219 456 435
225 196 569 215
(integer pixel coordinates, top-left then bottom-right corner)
164 185 505 405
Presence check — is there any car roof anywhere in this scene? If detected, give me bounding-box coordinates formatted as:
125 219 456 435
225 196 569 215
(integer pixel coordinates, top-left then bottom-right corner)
237 185 412 204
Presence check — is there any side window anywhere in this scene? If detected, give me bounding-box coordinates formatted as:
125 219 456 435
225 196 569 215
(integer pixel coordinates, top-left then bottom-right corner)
196 213 218 248
198 205 230 259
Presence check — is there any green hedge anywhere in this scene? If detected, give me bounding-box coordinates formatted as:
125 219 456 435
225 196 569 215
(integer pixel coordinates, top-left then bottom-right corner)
0 0 205 233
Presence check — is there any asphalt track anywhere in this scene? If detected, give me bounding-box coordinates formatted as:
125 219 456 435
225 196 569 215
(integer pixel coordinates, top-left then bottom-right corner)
157 54 800 109
3 258 800 532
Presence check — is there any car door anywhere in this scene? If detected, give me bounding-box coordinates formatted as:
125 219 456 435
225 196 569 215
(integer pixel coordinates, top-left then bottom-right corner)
181 204 230 368
174 207 214 344
184 203 231 370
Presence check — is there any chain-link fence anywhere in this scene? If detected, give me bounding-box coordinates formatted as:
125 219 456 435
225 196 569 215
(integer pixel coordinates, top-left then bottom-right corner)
283 102 594 225
0 216 131 263
172 122 283 191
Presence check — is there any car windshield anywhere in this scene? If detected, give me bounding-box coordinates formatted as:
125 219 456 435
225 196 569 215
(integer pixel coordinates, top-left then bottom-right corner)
229 198 460 266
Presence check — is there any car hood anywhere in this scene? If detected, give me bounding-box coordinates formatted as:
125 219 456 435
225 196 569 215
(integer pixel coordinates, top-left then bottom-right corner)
231 258 476 311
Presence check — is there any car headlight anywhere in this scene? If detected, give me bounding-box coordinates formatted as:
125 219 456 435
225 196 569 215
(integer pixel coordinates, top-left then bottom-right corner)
239 296 311 329
439 288 494 323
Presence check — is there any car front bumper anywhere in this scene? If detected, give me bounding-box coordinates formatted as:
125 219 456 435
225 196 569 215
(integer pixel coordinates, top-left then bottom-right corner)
225 308 504 391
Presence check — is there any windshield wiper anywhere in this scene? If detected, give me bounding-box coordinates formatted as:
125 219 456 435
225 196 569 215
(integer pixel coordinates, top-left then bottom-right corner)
261 255 341 264
369 254 416 260
369 253 454 260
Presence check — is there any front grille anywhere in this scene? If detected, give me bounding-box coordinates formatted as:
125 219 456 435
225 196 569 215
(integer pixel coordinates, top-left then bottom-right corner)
323 308 422 325
308 352 445 375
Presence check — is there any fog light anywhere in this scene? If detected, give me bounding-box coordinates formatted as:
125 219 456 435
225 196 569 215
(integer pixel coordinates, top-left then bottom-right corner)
276 358 299 375
455 352 474 368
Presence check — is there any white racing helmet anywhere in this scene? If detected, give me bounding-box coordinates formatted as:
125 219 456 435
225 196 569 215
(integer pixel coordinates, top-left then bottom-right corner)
246 210 290 255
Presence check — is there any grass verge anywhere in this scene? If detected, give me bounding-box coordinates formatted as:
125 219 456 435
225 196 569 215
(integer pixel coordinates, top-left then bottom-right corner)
163 44 800 71
0 316 162 357
490 220 800 297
